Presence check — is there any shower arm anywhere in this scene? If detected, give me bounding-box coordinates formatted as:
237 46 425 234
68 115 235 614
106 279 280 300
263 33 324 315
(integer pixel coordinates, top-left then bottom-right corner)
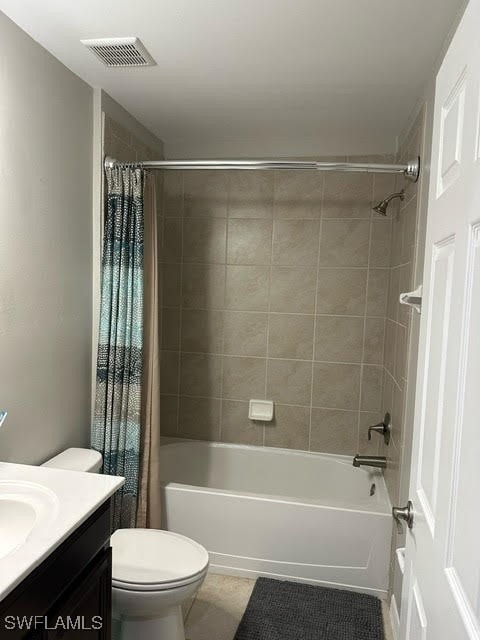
104 156 420 182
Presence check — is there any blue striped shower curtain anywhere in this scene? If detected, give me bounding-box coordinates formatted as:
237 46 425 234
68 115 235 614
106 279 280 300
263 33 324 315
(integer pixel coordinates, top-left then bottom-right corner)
92 165 144 529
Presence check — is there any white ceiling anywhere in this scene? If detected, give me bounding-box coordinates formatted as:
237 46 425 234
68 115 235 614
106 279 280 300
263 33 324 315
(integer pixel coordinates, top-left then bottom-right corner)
0 0 465 158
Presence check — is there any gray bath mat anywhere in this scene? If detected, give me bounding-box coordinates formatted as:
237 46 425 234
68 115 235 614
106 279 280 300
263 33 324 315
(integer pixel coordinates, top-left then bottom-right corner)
234 578 384 640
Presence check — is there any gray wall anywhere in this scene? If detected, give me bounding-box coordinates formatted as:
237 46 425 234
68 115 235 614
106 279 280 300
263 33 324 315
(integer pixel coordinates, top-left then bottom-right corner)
0 12 93 463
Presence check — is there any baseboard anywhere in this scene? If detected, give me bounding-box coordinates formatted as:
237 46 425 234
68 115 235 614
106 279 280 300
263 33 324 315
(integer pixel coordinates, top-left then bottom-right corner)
390 594 400 639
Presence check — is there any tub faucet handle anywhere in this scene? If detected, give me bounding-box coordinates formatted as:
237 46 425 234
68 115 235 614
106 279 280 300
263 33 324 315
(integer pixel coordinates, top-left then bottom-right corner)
0 410 7 428
368 412 391 445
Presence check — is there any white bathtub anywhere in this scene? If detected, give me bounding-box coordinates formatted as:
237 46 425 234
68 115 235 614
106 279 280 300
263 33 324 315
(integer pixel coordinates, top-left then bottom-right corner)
160 439 392 597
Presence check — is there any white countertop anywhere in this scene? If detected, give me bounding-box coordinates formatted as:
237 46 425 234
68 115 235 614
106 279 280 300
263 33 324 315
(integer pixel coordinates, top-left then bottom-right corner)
0 462 124 601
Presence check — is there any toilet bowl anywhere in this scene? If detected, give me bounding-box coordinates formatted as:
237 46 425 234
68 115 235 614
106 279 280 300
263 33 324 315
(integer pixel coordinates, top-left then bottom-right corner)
42 448 209 640
111 528 208 640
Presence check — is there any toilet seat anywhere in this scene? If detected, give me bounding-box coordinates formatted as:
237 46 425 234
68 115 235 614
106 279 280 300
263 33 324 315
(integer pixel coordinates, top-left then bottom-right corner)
111 529 209 592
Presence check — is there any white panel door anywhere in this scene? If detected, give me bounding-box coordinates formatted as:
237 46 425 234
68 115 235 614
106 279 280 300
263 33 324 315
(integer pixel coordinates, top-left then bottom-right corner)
400 1 480 639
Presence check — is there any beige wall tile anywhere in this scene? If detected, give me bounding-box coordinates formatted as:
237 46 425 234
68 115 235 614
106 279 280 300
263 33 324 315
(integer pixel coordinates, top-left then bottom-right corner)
319 219 370 267
264 404 309 450
269 266 316 313
181 309 224 353
157 153 413 460
221 400 264 445
312 362 361 409
155 173 164 216
370 219 393 267
134 141 152 162
310 408 358 454
106 117 131 145
162 264 182 307
314 315 364 363
228 172 273 218
366 269 389 317
184 170 228 217
361 365 384 412
160 218 182 263
384 319 396 376
162 308 181 351
322 173 373 218
382 370 394 415
316 268 367 315
273 171 323 219
266 359 312 406
222 356 266 400
394 323 407 387
391 212 404 267
160 395 178 436
392 382 405 446
268 314 314 360
223 311 268 357
373 173 397 208
402 198 417 264
225 265 269 311
272 220 320 266
182 264 225 309
180 353 222 397
108 135 134 162
227 219 272 265
387 267 400 321
163 171 183 217
383 436 401 505
160 350 179 395
398 262 413 326
364 317 386 365
401 171 419 210
178 396 221 440
183 218 226 264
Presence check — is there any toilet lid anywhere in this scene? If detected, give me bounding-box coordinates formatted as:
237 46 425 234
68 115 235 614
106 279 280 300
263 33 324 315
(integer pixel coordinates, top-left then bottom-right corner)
111 529 209 590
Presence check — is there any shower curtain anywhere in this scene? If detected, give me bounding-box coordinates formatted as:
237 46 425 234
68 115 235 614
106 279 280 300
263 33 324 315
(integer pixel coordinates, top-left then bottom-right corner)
92 165 145 530
135 173 162 529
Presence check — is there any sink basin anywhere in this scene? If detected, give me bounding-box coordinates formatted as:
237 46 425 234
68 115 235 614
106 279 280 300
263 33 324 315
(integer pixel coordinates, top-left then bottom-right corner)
0 481 59 560
0 500 36 560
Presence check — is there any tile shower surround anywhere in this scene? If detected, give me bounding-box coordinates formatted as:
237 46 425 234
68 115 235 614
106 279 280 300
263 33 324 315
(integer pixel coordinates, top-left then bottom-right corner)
159 158 398 456
379 110 425 603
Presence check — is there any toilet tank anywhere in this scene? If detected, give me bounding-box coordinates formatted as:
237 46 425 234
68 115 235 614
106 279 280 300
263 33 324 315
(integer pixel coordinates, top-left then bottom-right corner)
42 447 103 473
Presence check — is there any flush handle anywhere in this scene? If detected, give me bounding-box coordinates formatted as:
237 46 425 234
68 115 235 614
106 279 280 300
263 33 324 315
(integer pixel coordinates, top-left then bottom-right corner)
392 500 414 532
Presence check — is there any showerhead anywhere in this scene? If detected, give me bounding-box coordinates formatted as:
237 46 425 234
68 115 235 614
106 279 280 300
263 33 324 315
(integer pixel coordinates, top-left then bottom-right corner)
373 189 405 216
372 199 390 216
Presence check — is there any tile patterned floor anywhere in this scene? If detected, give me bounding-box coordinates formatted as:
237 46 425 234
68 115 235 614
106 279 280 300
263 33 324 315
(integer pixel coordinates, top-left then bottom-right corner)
185 573 395 640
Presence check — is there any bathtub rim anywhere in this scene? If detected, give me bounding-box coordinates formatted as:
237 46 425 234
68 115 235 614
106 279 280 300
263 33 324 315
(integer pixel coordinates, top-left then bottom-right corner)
160 437 392 516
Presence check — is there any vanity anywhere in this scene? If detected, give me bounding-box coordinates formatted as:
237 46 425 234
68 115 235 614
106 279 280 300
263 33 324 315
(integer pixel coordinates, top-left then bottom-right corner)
0 462 123 639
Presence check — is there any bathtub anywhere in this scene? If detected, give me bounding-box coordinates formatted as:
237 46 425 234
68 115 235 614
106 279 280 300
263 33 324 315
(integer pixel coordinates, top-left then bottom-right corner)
160 439 392 597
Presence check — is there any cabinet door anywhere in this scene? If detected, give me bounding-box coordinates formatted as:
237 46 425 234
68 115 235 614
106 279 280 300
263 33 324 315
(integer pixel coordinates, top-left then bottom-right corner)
46 548 111 640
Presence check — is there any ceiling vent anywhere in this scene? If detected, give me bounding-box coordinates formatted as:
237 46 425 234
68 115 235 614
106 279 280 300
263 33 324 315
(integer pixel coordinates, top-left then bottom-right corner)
81 37 156 67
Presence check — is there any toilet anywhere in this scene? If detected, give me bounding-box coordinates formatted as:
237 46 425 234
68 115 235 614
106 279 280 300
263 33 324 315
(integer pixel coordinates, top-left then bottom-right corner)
42 448 209 640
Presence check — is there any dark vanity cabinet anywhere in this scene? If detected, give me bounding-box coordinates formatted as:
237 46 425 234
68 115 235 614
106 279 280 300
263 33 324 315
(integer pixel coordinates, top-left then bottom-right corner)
0 501 112 640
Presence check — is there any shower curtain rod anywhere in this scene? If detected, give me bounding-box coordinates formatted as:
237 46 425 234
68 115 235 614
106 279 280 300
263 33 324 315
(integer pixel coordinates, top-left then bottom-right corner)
104 156 420 182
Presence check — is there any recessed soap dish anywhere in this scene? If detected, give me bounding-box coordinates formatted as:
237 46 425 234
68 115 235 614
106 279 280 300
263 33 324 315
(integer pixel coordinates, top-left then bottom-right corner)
248 400 274 422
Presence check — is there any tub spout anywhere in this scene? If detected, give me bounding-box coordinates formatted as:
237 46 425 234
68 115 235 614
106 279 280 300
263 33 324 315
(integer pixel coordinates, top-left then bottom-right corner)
353 455 387 469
